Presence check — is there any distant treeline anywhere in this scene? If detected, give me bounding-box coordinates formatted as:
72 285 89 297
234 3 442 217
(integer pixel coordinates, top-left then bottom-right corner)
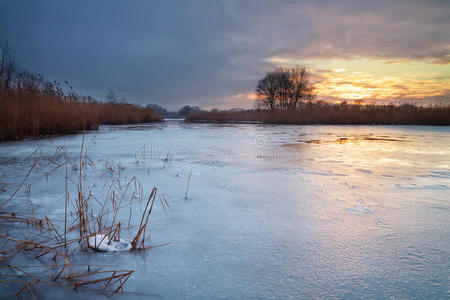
186 102 450 125
146 104 202 118
0 39 162 141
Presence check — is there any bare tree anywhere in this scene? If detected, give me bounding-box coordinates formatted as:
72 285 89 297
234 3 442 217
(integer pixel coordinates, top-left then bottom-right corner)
255 65 315 110
288 66 315 109
106 90 118 102
16 71 43 94
275 68 291 110
0 38 16 91
255 72 278 110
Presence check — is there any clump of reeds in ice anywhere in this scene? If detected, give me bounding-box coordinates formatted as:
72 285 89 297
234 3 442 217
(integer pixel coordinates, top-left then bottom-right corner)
0 137 167 297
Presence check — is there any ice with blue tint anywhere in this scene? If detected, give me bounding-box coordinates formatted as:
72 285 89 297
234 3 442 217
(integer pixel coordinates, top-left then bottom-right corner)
0 120 449 299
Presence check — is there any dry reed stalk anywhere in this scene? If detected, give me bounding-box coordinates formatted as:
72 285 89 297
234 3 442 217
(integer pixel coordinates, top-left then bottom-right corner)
68 269 134 293
131 187 157 250
75 133 92 248
185 169 192 200
64 147 68 248
0 212 44 228
0 234 72 280
16 279 38 300
159 195 168 217
0 153 41 209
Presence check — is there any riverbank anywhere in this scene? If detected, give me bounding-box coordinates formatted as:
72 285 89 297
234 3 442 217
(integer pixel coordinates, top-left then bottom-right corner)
186 103 450 125
0 90 162 141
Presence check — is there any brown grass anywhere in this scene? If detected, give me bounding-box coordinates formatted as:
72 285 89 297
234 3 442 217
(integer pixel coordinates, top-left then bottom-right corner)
0 89 162 141
186 102 450 125
0 139 166 297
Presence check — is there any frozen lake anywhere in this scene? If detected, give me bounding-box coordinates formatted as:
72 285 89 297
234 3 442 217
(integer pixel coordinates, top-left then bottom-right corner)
1 120 449 299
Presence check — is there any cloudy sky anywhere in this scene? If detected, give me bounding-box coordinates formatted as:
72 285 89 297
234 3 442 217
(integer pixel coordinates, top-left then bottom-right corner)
1 0 449 109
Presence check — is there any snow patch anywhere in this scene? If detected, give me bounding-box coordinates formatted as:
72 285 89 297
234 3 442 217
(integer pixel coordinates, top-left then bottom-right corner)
88 234 132 252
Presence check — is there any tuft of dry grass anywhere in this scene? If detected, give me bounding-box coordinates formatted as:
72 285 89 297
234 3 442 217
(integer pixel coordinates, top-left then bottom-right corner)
186 102 450 125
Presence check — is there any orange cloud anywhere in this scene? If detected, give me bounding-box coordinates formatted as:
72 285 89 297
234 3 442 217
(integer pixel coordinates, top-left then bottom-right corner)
313 69 449 102
232 93 258 100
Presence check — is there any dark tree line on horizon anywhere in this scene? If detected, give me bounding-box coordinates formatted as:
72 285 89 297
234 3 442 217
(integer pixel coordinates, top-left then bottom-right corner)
255 66 315 111
146 104 202 118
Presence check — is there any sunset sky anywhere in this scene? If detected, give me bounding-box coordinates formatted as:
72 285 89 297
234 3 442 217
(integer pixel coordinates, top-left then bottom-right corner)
1 0 449 109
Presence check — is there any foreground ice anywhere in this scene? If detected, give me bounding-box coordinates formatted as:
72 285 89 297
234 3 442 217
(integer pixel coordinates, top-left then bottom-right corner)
0 120 449 299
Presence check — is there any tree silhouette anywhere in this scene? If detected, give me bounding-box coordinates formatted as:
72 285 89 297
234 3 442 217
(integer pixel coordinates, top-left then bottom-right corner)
0 38 16 91
256 66 315 110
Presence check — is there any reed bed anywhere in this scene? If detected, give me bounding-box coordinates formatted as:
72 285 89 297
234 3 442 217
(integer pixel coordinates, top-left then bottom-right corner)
0 139 165 297
186 102 450 125
0 88 162 141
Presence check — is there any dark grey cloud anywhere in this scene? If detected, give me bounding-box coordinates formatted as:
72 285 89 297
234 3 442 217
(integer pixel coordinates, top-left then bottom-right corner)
0 0 448 109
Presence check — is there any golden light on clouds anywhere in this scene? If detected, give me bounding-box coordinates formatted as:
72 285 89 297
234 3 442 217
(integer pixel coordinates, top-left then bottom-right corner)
314 69 448 101
266 56 450 104
232 93 258 100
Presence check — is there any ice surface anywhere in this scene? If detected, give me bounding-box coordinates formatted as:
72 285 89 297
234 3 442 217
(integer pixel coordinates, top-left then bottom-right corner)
0 121 449 298
346 205 373 214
